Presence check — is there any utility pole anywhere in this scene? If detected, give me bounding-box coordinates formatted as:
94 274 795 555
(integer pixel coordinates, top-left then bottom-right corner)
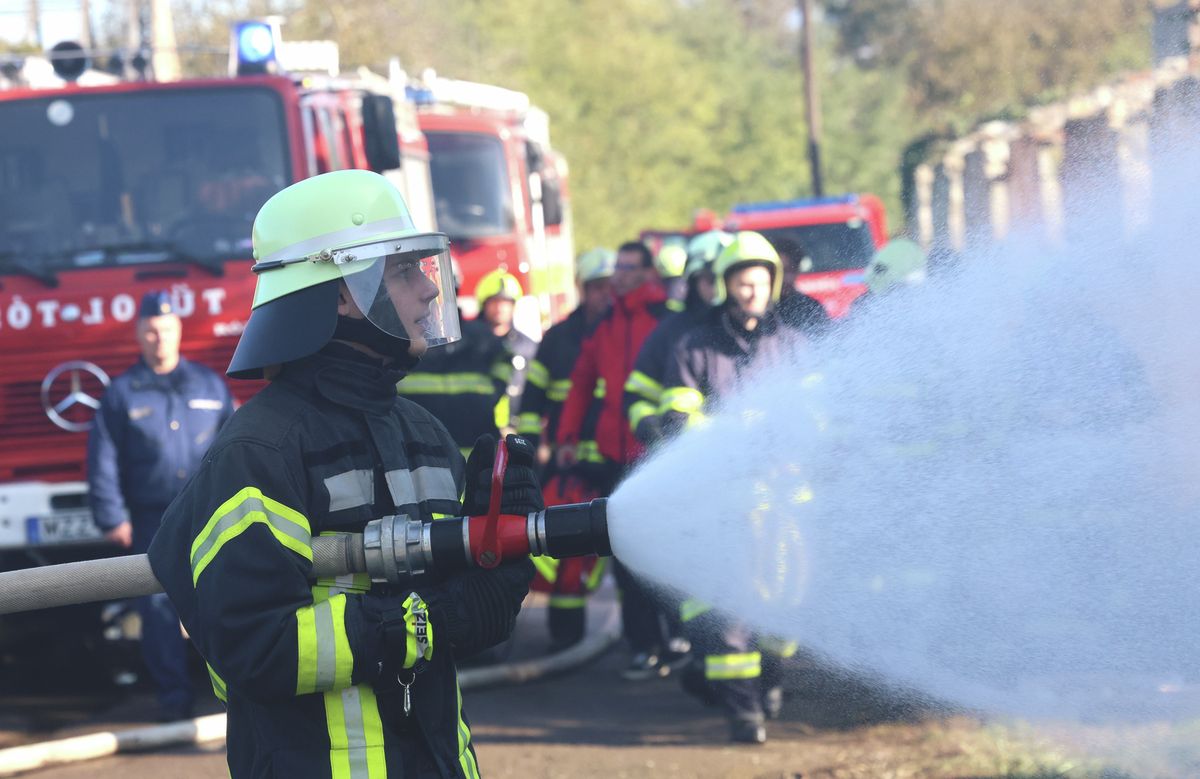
799 0 824 197
80 0 94 49
26 0 42 49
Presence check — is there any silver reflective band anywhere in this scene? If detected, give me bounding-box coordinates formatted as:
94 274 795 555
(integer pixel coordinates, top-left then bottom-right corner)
255 217 419 267
385 466 459 508
314 599 339 690
325 470 374 512
255 230 449 272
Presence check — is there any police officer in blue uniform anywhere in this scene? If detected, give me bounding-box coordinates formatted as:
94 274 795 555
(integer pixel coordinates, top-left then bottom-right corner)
87 290 234 720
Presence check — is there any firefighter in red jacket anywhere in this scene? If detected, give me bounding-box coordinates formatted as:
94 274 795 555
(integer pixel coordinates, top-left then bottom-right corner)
554 240 678 679
517 247 615 650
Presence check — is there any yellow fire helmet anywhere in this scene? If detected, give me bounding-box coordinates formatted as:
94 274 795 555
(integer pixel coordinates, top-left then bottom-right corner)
711 231 784 306
474 269 524 304
227 170 460 379
576 247 616 284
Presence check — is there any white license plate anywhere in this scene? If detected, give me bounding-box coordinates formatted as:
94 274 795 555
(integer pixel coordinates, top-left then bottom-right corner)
27 512 103 545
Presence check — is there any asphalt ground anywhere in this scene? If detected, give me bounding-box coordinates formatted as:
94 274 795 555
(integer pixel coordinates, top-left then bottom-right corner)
4 587 1198 778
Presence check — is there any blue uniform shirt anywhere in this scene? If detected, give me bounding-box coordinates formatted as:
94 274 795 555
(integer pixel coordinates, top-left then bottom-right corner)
87 357 234 547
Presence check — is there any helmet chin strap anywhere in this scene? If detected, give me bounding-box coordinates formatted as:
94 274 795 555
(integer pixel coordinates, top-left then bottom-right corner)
332 315 420 371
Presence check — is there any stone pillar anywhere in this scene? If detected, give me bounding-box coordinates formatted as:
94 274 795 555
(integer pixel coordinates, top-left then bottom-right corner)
912 163 935 249
1060 103 1121 246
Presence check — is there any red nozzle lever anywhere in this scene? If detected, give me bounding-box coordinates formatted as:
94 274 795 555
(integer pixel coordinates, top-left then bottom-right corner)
476 437 509 568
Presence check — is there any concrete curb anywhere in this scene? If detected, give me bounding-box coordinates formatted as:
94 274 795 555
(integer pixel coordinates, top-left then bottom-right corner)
0 608 620 776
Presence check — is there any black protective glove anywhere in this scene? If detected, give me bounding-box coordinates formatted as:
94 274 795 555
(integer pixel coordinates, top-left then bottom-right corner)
421 558 535 657
462 434 545 516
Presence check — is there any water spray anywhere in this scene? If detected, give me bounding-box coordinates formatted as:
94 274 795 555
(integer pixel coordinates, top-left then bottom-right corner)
0 439 612 615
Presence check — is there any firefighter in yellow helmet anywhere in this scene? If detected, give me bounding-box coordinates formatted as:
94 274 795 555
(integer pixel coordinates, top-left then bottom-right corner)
146 170 539 777
659 230 796 744
654 242 690 311
397 269 517 458
517 247 615 650
474 269 537 435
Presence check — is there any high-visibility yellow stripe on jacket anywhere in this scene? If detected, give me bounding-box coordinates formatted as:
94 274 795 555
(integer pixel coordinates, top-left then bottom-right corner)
324 684 387 779
397 373 497 396
516 411 542 436
526 359 551 390
625 370 663 404
575 439 605 464
680 598 712 622
705 651 761 680
659 386 706 417
296 594 355 695
627 400 658 433
456 680 481 779
547 379 572 402
189 487 312 585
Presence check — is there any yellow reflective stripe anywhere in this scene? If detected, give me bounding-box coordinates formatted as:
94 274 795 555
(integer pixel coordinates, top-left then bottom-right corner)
527 359 551 389
666 298 685 312
190 487 311 585
459 446 474 460
576 440 604 463
325 685 386 779
296 594 354 696
456 680 481 779
585 557 608 591
680 598 712 622
705 651 761 680
494 394 510 429
516 412 541 435
660 386 705 415
401 593 433 669
397 372 497 396
206 662 228 703
547 379 571 402
531 555 558 582
625 370 663 402
628 400 657 432
549 595 586 609
594 377 607 399
491 362 513 384
758 637 799 658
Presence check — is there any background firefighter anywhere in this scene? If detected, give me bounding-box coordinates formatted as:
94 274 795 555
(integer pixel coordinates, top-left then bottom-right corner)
660 231 802 744
474 269 538 436
554 239 680 681
623 230 731 449
146 170 539 778
396 272 512 459
517 247 616 651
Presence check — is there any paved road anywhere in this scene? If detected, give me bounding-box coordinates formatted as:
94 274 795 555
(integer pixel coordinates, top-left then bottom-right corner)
11 588 1193 778
3 586 887 779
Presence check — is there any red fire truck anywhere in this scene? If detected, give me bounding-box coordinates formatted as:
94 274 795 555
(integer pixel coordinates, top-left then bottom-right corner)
724 194 888 318
0 32 434 583
413 75 575 333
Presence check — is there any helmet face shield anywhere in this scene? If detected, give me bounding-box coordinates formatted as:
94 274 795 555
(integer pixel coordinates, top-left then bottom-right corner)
336 234 461 351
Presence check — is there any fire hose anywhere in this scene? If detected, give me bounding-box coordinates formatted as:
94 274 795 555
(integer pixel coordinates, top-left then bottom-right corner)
0 439 613 615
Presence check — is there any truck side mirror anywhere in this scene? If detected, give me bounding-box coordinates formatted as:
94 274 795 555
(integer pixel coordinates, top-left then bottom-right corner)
361 94 402 172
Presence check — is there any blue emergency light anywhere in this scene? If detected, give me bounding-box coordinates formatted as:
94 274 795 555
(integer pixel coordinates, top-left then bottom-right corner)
231 20 279 76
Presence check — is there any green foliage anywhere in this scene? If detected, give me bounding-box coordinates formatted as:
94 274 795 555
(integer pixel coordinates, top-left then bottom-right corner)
172 0 1151 250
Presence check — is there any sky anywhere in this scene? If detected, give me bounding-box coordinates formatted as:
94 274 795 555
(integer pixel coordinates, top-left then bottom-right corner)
0 0 95 48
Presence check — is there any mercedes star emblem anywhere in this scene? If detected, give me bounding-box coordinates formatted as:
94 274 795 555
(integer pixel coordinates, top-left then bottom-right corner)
40 360 111 432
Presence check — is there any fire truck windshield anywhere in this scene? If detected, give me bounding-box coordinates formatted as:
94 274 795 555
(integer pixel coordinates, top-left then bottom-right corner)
0 86 288 271
757 223 877 274
425 131 514 241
